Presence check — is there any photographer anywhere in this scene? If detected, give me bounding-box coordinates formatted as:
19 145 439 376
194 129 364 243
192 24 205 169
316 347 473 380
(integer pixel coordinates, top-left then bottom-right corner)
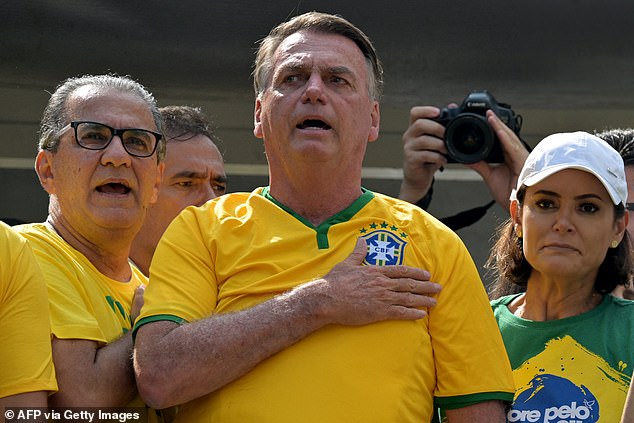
399 98 529 230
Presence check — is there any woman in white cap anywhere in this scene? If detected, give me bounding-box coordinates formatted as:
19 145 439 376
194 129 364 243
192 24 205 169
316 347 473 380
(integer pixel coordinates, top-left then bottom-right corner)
487 131 634 422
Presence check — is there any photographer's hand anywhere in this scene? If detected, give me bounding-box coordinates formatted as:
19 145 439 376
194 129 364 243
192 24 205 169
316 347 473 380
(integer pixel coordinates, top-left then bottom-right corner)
398 106 448 204
468 110 529 212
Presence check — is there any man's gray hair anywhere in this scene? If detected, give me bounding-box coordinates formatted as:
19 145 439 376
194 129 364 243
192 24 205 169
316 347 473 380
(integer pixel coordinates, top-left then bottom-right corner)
39 74 165 161
252 11 383 101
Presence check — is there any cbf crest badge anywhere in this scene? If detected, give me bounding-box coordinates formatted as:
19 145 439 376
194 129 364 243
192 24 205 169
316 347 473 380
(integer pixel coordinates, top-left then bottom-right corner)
360 224 408 266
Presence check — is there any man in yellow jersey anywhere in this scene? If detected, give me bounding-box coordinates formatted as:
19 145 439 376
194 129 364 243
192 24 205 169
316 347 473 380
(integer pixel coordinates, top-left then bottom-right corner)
130 105 227 276
16 75 164 413
0 221 57 413
134 12 515 422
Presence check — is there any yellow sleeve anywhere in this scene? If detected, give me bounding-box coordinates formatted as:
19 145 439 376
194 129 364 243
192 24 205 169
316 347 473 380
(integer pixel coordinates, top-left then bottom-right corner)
410 216 515 406
0 225 57 397
136 205 219 331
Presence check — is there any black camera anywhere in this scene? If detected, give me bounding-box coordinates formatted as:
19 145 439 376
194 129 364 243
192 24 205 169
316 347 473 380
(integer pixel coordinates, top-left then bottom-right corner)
434 91 522 164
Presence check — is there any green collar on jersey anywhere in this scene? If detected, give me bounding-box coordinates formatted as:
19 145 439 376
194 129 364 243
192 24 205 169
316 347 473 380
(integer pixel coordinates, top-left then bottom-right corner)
261 186 375 249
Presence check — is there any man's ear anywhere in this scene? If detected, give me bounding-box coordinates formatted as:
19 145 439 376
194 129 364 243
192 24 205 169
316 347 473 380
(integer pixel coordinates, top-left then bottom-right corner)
367 101 380 143
150 162 165 204
253 97 264 139
35 150 56 195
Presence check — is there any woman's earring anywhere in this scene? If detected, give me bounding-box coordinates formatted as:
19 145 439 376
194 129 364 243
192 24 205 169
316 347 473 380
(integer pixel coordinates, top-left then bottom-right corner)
515 226 522 238
611 240 619 248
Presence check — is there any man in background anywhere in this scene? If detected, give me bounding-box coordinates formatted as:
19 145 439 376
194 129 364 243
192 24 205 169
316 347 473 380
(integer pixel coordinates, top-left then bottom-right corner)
399 105 529 230
594 128 634 299
130 105 226 276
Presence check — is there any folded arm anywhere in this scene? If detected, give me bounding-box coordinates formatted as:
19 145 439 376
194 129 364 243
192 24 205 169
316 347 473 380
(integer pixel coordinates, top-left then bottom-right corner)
134 238 441 409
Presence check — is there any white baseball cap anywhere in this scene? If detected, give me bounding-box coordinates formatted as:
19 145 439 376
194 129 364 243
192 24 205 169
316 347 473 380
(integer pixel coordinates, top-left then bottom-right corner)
510 131 627 205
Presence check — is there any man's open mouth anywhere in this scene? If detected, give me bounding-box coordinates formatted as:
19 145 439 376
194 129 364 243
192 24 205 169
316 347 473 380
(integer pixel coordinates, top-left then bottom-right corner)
297 119 331 130
97 182 131 195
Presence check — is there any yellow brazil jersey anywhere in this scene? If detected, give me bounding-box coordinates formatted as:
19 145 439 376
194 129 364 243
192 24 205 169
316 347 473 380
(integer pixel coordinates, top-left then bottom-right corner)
0 221 57 398
16 223 143 343
136 188 515 423
15 222 161 421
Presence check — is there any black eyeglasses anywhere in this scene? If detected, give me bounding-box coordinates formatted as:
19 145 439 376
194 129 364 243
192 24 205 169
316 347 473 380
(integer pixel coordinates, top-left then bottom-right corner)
70 121 162 158
627 203 634 212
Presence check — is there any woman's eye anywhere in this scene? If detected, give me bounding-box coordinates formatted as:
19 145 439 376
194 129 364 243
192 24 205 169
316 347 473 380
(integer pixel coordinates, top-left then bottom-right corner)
579 203 599 213
535 199 554 209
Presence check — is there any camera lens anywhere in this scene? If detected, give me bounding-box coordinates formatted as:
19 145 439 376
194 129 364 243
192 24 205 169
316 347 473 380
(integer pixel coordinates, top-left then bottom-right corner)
444 113 495 164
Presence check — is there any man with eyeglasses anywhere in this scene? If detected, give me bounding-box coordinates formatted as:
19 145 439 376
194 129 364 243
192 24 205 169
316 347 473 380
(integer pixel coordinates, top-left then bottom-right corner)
15 75 164 414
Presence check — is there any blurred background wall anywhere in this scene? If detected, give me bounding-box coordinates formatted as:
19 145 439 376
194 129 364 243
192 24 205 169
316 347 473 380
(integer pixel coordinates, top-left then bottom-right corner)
3 0 634 284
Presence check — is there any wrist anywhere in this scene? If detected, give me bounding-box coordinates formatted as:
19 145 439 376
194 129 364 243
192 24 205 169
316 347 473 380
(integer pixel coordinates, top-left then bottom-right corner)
399 178 434 209
399 184 429 202
281 279 332 329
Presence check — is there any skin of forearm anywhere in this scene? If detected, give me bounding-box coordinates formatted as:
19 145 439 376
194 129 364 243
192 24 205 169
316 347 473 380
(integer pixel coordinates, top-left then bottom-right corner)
1 392 48 423
398 178 432 204
135 282 330 409
50 333 137 407
445 400 507 423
